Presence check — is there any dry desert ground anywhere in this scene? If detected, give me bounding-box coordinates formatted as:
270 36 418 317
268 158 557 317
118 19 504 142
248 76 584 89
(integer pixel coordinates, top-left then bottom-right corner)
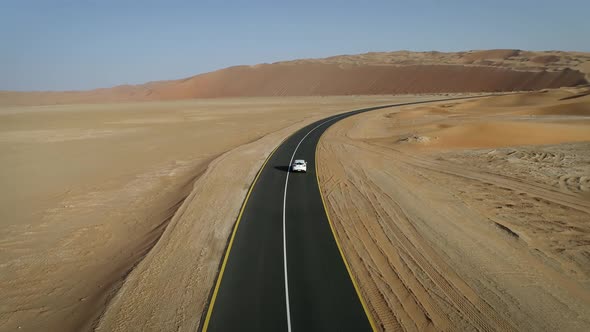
0 95 437 331
1 87 589 331
317 86 590 331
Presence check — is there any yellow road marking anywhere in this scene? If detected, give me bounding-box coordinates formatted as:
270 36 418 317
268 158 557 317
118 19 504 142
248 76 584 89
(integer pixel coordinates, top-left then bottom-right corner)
315 128 378 332
204 101 465 331
202 141 284 331
203 111 380 331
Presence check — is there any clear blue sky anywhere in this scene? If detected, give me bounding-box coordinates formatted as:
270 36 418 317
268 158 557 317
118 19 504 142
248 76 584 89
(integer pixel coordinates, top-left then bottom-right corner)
2 0 589 91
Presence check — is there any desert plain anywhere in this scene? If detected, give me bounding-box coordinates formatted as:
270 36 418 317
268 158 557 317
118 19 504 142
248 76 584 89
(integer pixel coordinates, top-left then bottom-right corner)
1 49 590 331
0 95 435 331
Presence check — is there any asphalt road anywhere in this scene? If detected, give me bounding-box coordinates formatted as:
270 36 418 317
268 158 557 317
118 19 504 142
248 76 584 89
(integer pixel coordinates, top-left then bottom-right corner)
201 99 462 331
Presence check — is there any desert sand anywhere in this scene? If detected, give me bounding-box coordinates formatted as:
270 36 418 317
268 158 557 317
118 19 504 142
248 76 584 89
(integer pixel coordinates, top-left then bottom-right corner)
317 87 590 331
0 95 441 331
2 47 589 331
1 50 588 106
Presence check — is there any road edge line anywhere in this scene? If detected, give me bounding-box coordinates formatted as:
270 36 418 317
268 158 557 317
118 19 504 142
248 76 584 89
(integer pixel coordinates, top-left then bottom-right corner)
311 95 490 331
201 140 284 331
202 96 484 331
315 126 379 332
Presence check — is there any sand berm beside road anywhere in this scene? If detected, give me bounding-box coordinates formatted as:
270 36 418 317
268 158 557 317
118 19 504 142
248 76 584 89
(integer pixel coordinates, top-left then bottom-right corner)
317 87 590 331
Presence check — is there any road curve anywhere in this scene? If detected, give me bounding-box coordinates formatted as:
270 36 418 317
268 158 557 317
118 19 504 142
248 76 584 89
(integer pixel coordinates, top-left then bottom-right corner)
200 99 462 332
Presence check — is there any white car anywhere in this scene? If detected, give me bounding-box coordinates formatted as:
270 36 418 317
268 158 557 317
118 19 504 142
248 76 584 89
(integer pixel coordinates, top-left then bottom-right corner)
291 159 307 173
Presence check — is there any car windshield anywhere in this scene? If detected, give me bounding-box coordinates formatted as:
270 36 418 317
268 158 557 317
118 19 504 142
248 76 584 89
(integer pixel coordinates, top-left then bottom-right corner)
294 160 305 165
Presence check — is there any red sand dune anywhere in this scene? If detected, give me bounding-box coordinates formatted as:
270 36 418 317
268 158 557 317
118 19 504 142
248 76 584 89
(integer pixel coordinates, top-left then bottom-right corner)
530 55 561 64
461 49 522 62
170 64 585 97
1 50 589 106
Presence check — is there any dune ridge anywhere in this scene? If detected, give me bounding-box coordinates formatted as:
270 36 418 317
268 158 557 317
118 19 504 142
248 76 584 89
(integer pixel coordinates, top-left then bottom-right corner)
1 50 588 106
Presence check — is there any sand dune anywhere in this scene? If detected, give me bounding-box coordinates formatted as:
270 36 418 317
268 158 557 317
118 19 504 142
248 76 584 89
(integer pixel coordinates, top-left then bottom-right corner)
1 50 588 106
317 87 590 331
461 49 522 62
427 121 590 149
310 49 590 77
166 64 585 97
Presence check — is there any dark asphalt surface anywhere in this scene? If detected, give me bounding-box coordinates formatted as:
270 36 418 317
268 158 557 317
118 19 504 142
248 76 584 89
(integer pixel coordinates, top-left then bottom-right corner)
203 99 467 331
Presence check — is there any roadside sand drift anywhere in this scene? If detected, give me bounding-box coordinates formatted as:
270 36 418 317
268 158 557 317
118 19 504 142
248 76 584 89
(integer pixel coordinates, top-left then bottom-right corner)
317 87 590 331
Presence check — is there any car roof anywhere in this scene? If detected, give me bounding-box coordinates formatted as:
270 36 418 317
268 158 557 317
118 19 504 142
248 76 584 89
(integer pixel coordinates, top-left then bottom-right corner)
294 159 306 163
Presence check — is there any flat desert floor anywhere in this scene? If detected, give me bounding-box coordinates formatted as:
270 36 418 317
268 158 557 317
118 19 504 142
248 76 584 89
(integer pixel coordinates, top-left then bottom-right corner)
0 95 440 331
317 87 590 331
3 89 588 331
